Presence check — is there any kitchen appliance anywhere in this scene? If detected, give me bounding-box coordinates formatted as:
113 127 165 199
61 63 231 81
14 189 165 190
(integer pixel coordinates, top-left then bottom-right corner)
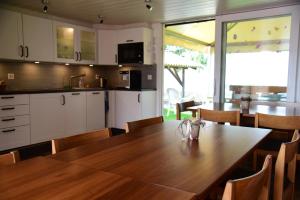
118 42 143 64
119 70 142 90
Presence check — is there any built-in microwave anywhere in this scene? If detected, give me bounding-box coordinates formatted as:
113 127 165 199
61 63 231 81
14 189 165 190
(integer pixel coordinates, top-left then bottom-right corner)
118 42 144 64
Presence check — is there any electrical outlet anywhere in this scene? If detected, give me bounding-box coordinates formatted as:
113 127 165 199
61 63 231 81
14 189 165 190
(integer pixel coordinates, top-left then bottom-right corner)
8 73 14 80
147 74 152 80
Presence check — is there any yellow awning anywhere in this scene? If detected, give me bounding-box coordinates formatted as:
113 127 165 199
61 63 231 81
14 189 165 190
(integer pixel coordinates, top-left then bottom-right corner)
164 15 291 53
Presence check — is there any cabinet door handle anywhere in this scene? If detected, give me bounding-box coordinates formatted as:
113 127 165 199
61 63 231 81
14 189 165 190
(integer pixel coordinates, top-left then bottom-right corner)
62 95 66 105
79 52 82 61
138 93 140 103
72 93 80 95
1 107 15 111
19 45 24 57
115 54 118 63
92 92 100 95
1 96 14 99
2 118 15 122
2 129 16 133
126 40 134 42
25 46 29 58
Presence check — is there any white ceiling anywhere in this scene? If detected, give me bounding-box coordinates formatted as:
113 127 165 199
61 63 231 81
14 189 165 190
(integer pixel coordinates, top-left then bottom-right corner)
1 0 299 25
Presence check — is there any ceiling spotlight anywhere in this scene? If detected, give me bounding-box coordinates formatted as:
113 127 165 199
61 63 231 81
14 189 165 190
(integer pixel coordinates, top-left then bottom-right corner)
145 0 153 11
97 15 104 24
41 0 49 13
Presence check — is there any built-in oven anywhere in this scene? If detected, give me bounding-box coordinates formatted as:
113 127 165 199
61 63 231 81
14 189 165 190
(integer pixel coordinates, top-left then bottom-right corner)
118 42 144 64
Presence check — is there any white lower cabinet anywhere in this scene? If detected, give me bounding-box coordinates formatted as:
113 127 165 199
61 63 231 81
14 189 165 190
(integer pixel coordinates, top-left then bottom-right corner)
115 91 156 129
65 92 87 136
30 93 66 144
86 91 105 132
0 126 30 151
30 91 105 145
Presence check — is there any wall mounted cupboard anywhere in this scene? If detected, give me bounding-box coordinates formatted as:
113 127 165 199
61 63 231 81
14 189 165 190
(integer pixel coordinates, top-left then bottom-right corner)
0 9 53 62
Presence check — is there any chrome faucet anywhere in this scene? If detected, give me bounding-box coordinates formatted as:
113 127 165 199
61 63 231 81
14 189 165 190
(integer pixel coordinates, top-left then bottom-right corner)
69 73 86 88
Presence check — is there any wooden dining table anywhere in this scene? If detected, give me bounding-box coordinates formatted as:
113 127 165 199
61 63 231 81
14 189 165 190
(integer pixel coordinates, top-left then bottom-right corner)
0 156 197 200
0 121 271 199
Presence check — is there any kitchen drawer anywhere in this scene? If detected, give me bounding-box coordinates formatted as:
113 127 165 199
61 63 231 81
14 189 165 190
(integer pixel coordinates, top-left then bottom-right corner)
0 105 30 117
0 94 29 106
0 125 30 151
0 115 30 129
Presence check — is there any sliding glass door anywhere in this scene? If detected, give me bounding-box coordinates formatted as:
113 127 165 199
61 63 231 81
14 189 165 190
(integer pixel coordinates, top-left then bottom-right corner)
222 15 291 103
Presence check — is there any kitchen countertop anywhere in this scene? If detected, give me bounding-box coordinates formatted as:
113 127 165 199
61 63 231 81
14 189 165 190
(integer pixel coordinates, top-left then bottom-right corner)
0 88 157 95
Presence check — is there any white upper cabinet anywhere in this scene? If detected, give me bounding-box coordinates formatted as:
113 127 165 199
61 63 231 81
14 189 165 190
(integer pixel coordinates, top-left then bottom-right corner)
117 28 145 43
78 26 97 64
22 14 53 62
98 30 118 65
0 9 23 60
53 21 77 63
53 21 96 64
0 9 54 62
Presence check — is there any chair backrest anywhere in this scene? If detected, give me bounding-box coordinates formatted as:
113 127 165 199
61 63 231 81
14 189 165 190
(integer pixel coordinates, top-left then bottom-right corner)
51 128 111 154
176 101 196 120
166 88 180 104
199 109 240 125
222 155 272 200
255 113 300 130
0 151 20 166
125 116 164 133
273 130 300 200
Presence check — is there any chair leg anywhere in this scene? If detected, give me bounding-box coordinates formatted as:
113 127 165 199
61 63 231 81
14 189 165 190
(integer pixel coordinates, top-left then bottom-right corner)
253 150 258 172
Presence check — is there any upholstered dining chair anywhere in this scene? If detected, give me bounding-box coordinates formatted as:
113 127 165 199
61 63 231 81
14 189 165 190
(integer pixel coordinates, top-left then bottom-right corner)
199 108 240 126
222 155 272 200
176 100 199 120
125 116 164 133
273 130 299 200
51 128 111 154
253 113 300 171
0 151 20 166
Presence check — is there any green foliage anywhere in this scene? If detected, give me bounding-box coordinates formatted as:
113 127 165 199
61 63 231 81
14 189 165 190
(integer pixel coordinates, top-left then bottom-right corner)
164 45 208 66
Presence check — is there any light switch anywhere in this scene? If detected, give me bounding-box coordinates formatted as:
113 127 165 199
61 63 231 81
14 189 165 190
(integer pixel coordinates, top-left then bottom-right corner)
8 73 14 80
147 74 152 80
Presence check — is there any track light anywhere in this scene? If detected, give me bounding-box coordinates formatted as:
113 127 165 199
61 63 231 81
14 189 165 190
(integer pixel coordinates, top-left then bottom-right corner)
145 0 153 11
97 15 104 24
41 0 49 13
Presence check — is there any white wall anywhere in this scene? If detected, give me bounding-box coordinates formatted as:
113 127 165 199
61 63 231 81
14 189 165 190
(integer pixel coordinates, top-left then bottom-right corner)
151 23 164 115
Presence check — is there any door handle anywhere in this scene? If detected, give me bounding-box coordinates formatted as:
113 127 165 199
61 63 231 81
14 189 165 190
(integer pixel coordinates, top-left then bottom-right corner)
2 129 16 133
25 46 29 58
19 45 24 57
72 93 80 95
79 52 82 61
92 92 100 95
2 118 15 122
1 107 15 111
138 93 140 103
1 96 14 99
61 95 66 105
126 40 134 42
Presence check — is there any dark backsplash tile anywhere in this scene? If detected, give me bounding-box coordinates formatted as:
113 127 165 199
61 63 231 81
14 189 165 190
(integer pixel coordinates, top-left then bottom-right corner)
0 62 156 90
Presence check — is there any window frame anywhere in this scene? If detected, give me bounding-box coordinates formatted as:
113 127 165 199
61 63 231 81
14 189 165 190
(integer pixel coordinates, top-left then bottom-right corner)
214 5 300 103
